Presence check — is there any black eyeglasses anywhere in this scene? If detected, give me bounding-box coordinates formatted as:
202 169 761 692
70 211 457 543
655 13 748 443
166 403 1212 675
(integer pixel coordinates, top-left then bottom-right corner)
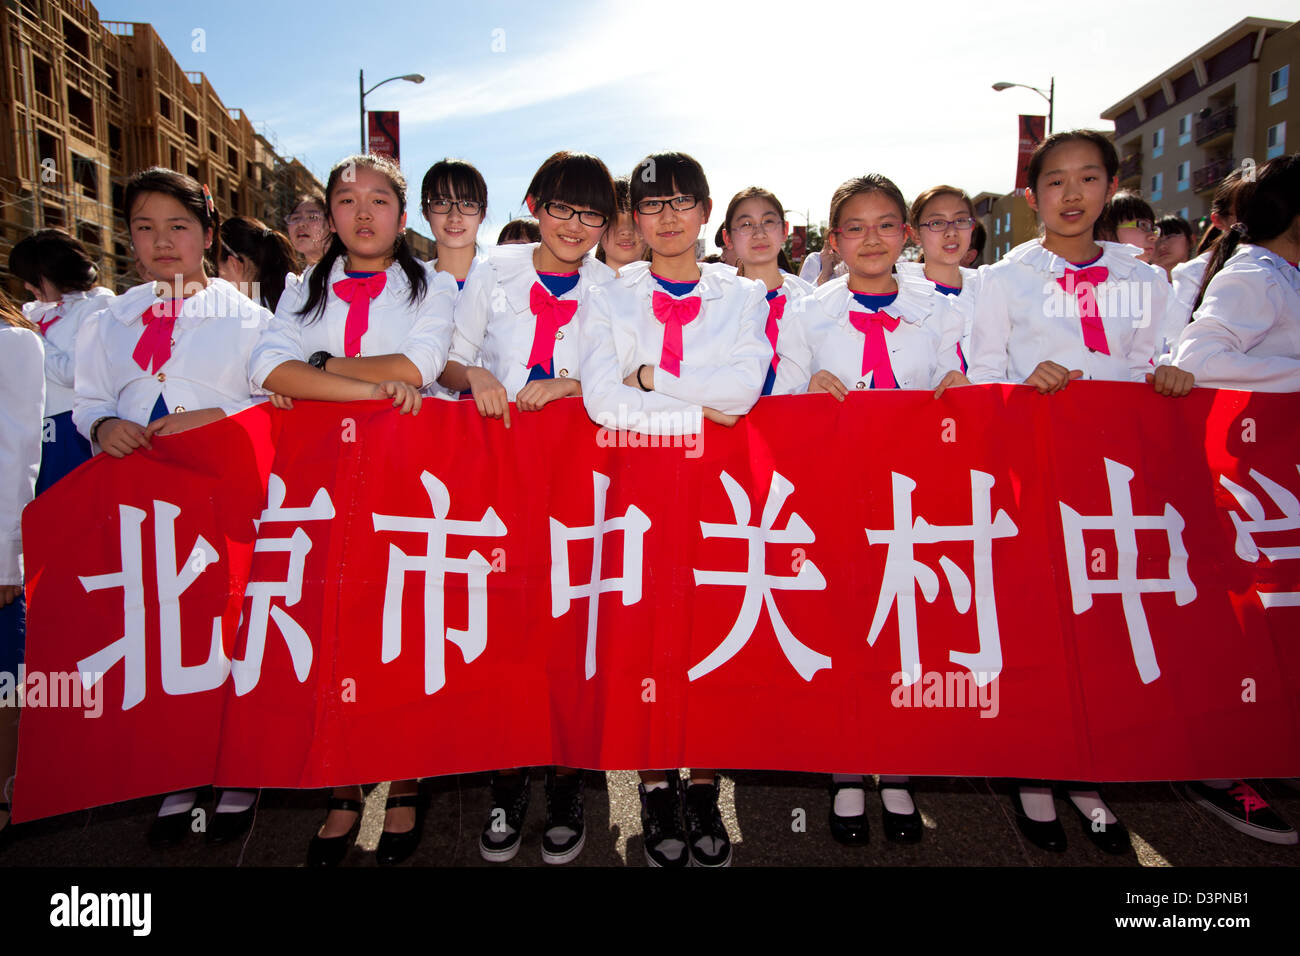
918 216 977 233
426 198 483 216
542 201 608 228
635 195 700 215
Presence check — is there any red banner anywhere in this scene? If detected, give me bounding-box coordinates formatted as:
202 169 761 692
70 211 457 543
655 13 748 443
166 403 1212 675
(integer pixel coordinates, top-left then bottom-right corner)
367 110 400 163
13 385 1300 821
790 225 807 263
1015 114 1046 192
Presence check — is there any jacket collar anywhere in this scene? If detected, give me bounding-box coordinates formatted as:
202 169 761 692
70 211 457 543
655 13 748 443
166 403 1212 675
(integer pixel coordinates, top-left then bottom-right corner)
490 242 613 314
619 259 725 303
1004 238 1147 280
814 274 936 329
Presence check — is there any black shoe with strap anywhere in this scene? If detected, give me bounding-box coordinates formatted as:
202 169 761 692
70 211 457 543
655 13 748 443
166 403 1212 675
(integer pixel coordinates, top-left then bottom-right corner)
206 790 259 846
306 795 362 868
0 801 12 854
376 792 422 866
879 779 923 844
1011 781 1067 853
828 778 869 846
1068 796 1132 855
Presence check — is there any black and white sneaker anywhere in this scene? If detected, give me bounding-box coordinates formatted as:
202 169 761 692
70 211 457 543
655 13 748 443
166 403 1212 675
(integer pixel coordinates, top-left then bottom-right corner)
683 777 732 867
639 776 689 868
480 769 531 862
542 768 585 864
1185 780 1298 845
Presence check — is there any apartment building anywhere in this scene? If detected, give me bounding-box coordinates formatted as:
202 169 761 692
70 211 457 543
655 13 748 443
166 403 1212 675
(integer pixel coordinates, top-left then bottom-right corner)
972 191 1038 264
1099 17 1294 231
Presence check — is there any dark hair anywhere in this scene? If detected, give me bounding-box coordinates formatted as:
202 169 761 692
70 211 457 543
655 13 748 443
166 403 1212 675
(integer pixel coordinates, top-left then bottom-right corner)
827 174 907 231
0 289 38 331
299 154 427 321
1094 190 1156 242
290 190 326 215
612 176 632 213
908 185 974 228
969 220 987 259
220 215 297 311
420 158 487 217
629 151 710 210
723 186 785 234
122 166 221 273
1026 129 1119 193
497 218 540 244
9 228 98 292
1192 153 1300 314
1194 167 1246 255
1155 215 1194 245
526 151 617 221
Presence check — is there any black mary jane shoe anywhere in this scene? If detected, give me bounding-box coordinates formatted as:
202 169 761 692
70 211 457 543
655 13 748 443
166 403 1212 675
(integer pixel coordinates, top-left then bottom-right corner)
828 779 870 846
879 782 923 844
1069 798 1132 855
206 793 259 846
306 796 363 868
1010 784 1067 853
375 793 422 866
0 801 13 853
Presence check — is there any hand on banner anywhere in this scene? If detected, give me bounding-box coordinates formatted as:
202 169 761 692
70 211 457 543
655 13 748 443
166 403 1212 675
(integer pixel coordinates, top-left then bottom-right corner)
97 418 152 458
808 370 849 401
933 370 971 399
516 378 579 412
0 584 20 608
144 407 227 438
465 366 510 428
267 392 295 410
1146 366 1195 397
372 380 423 416
1024 361 1083 394
702 407 740 427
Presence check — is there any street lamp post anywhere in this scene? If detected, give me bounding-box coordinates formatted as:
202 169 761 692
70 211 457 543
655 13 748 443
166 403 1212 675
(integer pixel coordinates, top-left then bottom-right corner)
359 70 426 154
992 76 1054 133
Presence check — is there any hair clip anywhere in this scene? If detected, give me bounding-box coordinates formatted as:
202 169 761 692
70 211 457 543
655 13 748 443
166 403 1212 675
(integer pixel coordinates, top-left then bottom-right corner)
1230 221 1248 235
202 183 215 215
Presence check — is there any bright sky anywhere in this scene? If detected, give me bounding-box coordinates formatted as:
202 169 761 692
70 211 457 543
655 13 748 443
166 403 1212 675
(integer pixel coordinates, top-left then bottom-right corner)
100 0 1296 248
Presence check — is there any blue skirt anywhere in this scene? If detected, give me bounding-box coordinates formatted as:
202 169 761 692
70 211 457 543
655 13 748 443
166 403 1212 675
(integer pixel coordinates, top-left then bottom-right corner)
0 592 24 684
35 410 91 496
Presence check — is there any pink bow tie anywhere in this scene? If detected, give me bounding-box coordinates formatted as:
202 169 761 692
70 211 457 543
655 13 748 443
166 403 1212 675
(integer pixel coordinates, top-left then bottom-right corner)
765 294 786 371
132 300 182 373
527 282 579 373
333 272 388 358
1056 265 1110 355
651 290 701 377
848 310 901 388
37 312 63 336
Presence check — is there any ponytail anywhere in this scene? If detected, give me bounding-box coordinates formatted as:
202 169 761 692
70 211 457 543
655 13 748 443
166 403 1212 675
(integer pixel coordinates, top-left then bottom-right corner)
220 215 297 311
1190 225 1243 315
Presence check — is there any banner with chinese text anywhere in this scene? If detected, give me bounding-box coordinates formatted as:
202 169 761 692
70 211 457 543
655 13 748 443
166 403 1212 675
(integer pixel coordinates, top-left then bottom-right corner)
14 384 1300 821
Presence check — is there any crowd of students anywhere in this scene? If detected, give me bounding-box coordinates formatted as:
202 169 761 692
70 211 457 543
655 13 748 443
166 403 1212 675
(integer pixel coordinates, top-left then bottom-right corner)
1 130 1297 866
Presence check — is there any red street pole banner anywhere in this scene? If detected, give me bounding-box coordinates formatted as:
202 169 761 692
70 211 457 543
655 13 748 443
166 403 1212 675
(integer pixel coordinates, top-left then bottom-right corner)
366 110 400 163
1014 114 1046 192
790 225 807 263
13 385 1300 821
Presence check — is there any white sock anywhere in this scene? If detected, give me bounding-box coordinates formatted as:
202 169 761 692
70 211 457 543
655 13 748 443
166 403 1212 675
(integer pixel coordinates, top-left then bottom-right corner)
832 775 866 817
158 790 198 817
1018 785 1057 823
1068 789 1117 825
1202 779 1233 789
879 776 915 816
215 789 257 814
643 780 669 792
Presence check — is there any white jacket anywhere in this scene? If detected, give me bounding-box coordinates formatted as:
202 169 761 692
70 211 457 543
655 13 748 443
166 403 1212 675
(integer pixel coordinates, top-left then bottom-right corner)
896 261 981 362
1171 244 1300 392
581 261 770 434
24 287 115 417
74 279 271 439
249 257 456 392
0 326 44 584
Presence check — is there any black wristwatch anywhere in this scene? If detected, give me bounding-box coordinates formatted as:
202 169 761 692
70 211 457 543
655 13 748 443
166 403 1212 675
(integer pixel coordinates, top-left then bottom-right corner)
308 350 332 370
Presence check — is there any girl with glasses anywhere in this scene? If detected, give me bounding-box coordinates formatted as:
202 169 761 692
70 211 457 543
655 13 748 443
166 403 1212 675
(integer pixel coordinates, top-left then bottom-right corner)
720 187 814 395
1094 190 1159 263
581 151 771 868
284 191 332 269
438 151 618 865
420 159 488 294
769 174 966 848
597 177 647 274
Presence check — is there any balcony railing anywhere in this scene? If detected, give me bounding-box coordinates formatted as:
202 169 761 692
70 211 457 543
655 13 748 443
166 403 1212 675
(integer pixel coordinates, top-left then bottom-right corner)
1194 105 1236 145
1192 157 1236 192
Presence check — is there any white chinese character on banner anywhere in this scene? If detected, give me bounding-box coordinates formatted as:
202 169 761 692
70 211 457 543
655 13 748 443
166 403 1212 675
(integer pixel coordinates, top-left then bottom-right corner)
689 471 830 682
231 474 336 696
372 471 507 694
866 471 1018 687
1220 466 1300 609
1059 457 1195 684
78 501 229 710
550 471 651 680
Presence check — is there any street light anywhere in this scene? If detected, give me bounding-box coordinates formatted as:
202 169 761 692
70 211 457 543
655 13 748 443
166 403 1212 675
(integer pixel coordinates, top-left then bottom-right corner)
359 70 425 153
992 77 1054 134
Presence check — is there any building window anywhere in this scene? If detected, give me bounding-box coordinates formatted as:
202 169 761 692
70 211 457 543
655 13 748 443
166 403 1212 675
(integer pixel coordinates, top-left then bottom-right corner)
1179 207 1189 221
158 93 172 120
1152 127 1164 158
1151 172 1163 202
1177 161 1190 192
1270 65 1289 106
1267 121 1287 159
994 218 1001 236
1178 113 1192 146
1003 212 1011 233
